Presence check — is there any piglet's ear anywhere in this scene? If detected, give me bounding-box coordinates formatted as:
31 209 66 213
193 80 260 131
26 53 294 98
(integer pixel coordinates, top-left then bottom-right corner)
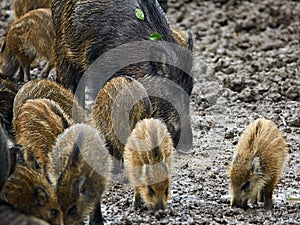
77 176 86 196
251 157 261 175
33 184 50 207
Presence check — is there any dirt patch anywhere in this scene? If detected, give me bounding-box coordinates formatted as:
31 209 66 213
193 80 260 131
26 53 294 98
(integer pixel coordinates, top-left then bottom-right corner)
1 0 299 224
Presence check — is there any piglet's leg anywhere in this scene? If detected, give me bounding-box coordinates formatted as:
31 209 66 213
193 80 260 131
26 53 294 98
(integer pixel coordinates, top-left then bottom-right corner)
16 55 32 82
259 189 265 202
23 64 31 82
41 61 54 79
90 201 103 225
133 187 142 209
15 67 24 82
263 185 273 210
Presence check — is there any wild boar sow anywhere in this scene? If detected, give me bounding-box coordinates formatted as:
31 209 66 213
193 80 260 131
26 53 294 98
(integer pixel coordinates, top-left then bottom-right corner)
51 0 190 91
51 0 194 152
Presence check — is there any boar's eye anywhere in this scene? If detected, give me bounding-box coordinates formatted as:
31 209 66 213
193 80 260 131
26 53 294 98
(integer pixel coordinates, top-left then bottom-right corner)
165 186 169 197
50 209 59 219
241 181 251 191
68 205 78 216
148 186 155 197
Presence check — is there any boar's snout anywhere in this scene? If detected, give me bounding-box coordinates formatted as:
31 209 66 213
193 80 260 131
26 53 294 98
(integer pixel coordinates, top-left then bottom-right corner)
154 199 165 211
231 197 248 210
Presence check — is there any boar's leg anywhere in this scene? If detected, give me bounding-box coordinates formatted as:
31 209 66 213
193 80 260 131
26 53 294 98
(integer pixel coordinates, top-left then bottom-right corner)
90 202 103 225
23 64 31 82
258 189 264 203
242 200 248 210
263 185 273 210
253 189 263 205
14 66 24 82
41 61 53 79
133 187 142 209
17 63 31 82
17 55 32 82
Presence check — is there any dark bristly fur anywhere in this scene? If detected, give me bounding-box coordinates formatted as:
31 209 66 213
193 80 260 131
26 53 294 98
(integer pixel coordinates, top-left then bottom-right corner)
124 118 173 210
229 118 288 210
158 0 168 12
51 0 178 92
13 0 51 19
1 165 63 225
91 76 152 173
13 98 73 173
0 200 51 225
13 79 86 123
0 8 55 82
47 124 112 225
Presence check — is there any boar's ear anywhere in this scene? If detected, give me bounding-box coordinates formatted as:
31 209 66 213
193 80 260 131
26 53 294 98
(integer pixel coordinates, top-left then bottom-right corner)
33 184 50 207
251 157 261 175
77 176 87 196
0 37 5 53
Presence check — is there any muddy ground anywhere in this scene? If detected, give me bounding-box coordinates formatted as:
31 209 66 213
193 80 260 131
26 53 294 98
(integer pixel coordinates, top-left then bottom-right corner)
1 0 299 224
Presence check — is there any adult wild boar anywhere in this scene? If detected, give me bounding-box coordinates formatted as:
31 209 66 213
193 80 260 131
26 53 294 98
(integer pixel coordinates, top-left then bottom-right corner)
51 0 194 152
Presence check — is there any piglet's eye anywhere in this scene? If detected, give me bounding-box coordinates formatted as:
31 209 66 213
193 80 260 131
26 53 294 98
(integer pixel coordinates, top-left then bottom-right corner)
50 209 59 218
68 205 78 216
241 181 251 191
148 186 155 197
